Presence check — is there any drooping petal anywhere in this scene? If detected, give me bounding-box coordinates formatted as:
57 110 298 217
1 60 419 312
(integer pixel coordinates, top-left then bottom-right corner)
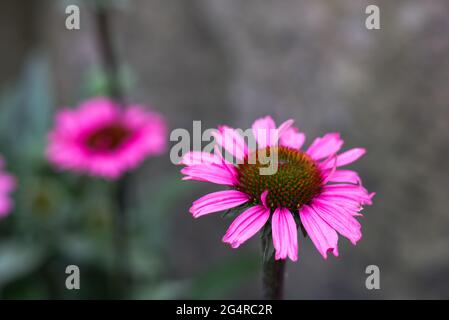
306 133 343 160
315 197 365 223
252 117 294 149
46 97 167 179
189 190 250 218
320 155 337 184
252 116 276 149
277 119 294 138
299 205 339 259
0 156 15 218
310 200 362 245
0 196 13 217
318 194 363 213
323 148 366 169
321 184 372 204
271 208 298 261
180 151 221 166
0 174 16 193
328 170 361 184
213 126 248 161
222 205 270 248
77 97 120 129
260 190 269 208
335 148 366 167
181 163 238 186
279 127 306 150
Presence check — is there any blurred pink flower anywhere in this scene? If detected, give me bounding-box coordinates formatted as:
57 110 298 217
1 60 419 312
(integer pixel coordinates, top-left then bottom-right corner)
0 156 16 218
47 97 167 180
181 116 374 261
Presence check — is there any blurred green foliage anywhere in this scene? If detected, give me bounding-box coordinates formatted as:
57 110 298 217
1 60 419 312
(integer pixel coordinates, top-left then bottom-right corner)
0 53 259 299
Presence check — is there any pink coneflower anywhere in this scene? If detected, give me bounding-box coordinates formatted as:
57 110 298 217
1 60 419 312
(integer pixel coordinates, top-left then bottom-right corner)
47 97 167 180
0 155 16 218
181 116 374 261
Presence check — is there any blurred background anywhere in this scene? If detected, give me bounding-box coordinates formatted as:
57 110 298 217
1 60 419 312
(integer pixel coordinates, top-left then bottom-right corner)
0 0 448 299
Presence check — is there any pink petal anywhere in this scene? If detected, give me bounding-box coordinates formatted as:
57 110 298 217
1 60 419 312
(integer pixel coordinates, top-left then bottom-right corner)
320 155 337 184
306 133 343 160
321 184 372 204
272 208 298 261
47 97 167 179
299 205 339 259
323 148 366 169
252 116 276 149
277 119 294 138
181 163 238 186
0 196 12 217
222 205 270 248
260 190 269 208
252 117 294 149
213 126 248 161
310 200 362 245
180 151 221 166
0 174 16 193
318 194 363 213
279 127 306 150
189 190 250 218
328 170 361 184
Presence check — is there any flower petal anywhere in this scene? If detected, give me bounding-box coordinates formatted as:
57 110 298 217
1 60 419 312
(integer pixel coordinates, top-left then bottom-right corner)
222 205 270 248
321 184 372 204
189 190 250 218
0 174 16 193
306 133 343 160
322 148 366 169
213 126 248 161
279 127 306 150
277 119 294 138
299 205 339 259
180 151 221 166
310 200 362 245
260 190 269 208
47 97 167 179
181 163 238 186
272 208 298 261
328 170 361 184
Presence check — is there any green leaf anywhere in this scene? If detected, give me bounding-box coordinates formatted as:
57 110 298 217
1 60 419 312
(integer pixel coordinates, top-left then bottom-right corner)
187 255 259 299
0 242 44 288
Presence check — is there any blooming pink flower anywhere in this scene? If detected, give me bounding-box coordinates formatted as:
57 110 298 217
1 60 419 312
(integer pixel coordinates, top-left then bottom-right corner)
180 116 374 261
47 97 167 180
0 155 16 218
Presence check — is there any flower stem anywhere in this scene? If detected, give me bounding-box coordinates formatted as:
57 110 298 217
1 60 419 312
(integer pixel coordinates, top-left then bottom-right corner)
94 9 124 101
262 237 286 300
114 175 131 296
94 6 131 297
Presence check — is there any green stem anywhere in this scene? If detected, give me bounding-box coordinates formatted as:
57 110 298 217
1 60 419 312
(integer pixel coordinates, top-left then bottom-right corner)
94 6 130 297
113 175 131 296
262 237 286 300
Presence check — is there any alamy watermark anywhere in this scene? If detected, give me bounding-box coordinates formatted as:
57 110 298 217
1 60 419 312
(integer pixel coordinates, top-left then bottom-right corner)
365 5 380 30
365 264 380 290
65 265 80 290
65 5 80 30
170 121 281 175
